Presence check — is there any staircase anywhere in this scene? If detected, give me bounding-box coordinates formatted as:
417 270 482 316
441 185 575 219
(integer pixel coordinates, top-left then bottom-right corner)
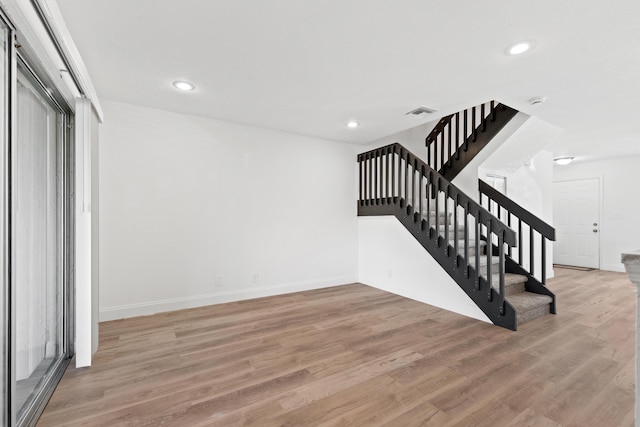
358 101 555 330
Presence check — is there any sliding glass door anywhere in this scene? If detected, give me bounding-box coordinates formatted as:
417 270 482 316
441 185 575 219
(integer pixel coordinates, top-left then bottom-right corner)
14 63 71 425
0 11 73 425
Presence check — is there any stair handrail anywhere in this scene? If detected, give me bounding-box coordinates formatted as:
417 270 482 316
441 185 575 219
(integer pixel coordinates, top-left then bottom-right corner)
425 101 496 171
425 101 518 181
479 179 556 285
358 143 516 315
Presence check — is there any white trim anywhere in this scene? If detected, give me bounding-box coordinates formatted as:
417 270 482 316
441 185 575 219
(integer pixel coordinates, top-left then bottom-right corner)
74 98 92 367
34 0 103 121
99 276 356 321
0 0 103 120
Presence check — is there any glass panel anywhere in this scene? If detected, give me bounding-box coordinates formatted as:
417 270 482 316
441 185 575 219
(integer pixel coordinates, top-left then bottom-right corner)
14 68 64 421
0 16 8 427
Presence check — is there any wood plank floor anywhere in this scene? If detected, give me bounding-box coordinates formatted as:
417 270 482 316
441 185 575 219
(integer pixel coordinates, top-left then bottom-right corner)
37 267 635 426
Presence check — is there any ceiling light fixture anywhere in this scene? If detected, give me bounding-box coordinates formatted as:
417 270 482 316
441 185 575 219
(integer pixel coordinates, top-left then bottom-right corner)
507 41 535 55
554 157 574 166
347 121 359 129
172 80 195 91
529 96 547 106
406 105 438 116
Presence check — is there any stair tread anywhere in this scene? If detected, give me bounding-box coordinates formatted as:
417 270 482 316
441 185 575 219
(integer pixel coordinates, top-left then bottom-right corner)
507 292 553 311
450 239 486 244
496 273 528 287
467 256 500 266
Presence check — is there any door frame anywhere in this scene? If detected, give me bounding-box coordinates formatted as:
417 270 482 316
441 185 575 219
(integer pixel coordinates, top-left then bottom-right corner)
552 176 603 269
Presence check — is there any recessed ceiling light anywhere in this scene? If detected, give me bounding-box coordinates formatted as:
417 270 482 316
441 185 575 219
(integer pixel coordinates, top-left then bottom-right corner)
553 157 574 166
507 41 535 55
347 121 359 129
172 80 195 91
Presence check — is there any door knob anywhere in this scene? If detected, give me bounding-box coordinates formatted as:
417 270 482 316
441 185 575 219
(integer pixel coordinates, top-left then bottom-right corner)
593 223 598 226
593 229 598 233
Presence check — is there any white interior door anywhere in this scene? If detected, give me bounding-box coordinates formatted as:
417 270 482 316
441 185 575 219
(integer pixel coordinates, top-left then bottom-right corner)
553 178 600 268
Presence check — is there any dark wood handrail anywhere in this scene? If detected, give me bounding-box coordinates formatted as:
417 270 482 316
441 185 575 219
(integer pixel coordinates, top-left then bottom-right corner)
478 179 555 240
358 143 517 247
478 178 556 285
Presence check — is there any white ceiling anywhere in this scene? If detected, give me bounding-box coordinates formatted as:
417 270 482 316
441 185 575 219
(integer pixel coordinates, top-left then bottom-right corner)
55 0 640 162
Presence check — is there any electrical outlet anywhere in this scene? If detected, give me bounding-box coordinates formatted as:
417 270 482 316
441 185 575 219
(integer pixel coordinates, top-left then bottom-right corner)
215 276 223 287
252 273 259 284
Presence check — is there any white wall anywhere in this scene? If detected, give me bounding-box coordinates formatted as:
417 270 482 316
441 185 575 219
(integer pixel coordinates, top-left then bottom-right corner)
358 217 490 323
99 100 359 320
553 155 640 272
366 119 437 160
451 112 530 200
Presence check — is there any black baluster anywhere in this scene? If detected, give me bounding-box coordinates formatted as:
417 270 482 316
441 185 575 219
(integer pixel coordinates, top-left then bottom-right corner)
404 152 409 205
444 187 449 254
391 146 396 203
530 226 535 276
472 106 477 142
454 195 459 266
434 178 439 239
486 220 492 301
464 203 469 277
440 133 444 172
374 150 378 205
455 112 460 159
518 219 523 265
358 155 362 206
475 217 480 290
367 153 372 205
448 122 452 165
433 138 438 171
419 165 423 224
426 172 431 233
412 159 417 214
464 109 469 151
542 237 547 285
499 232 505 314
507 212 513 257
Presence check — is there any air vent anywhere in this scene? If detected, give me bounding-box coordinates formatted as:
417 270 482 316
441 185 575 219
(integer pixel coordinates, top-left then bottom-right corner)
406 105 438 116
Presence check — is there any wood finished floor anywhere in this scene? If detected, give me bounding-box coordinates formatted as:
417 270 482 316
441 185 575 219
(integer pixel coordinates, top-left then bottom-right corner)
38 268 635 426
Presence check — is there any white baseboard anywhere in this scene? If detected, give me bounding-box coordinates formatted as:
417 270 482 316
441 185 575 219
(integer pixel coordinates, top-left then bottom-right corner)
99 276 356 321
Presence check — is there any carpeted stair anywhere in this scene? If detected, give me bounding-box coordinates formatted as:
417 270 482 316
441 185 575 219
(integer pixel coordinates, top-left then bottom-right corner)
472 256 553 326
426 204 553 327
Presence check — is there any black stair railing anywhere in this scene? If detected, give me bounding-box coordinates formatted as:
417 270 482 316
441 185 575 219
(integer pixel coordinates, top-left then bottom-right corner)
358 143 517 319
479 179 556 286
425 101 518 181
